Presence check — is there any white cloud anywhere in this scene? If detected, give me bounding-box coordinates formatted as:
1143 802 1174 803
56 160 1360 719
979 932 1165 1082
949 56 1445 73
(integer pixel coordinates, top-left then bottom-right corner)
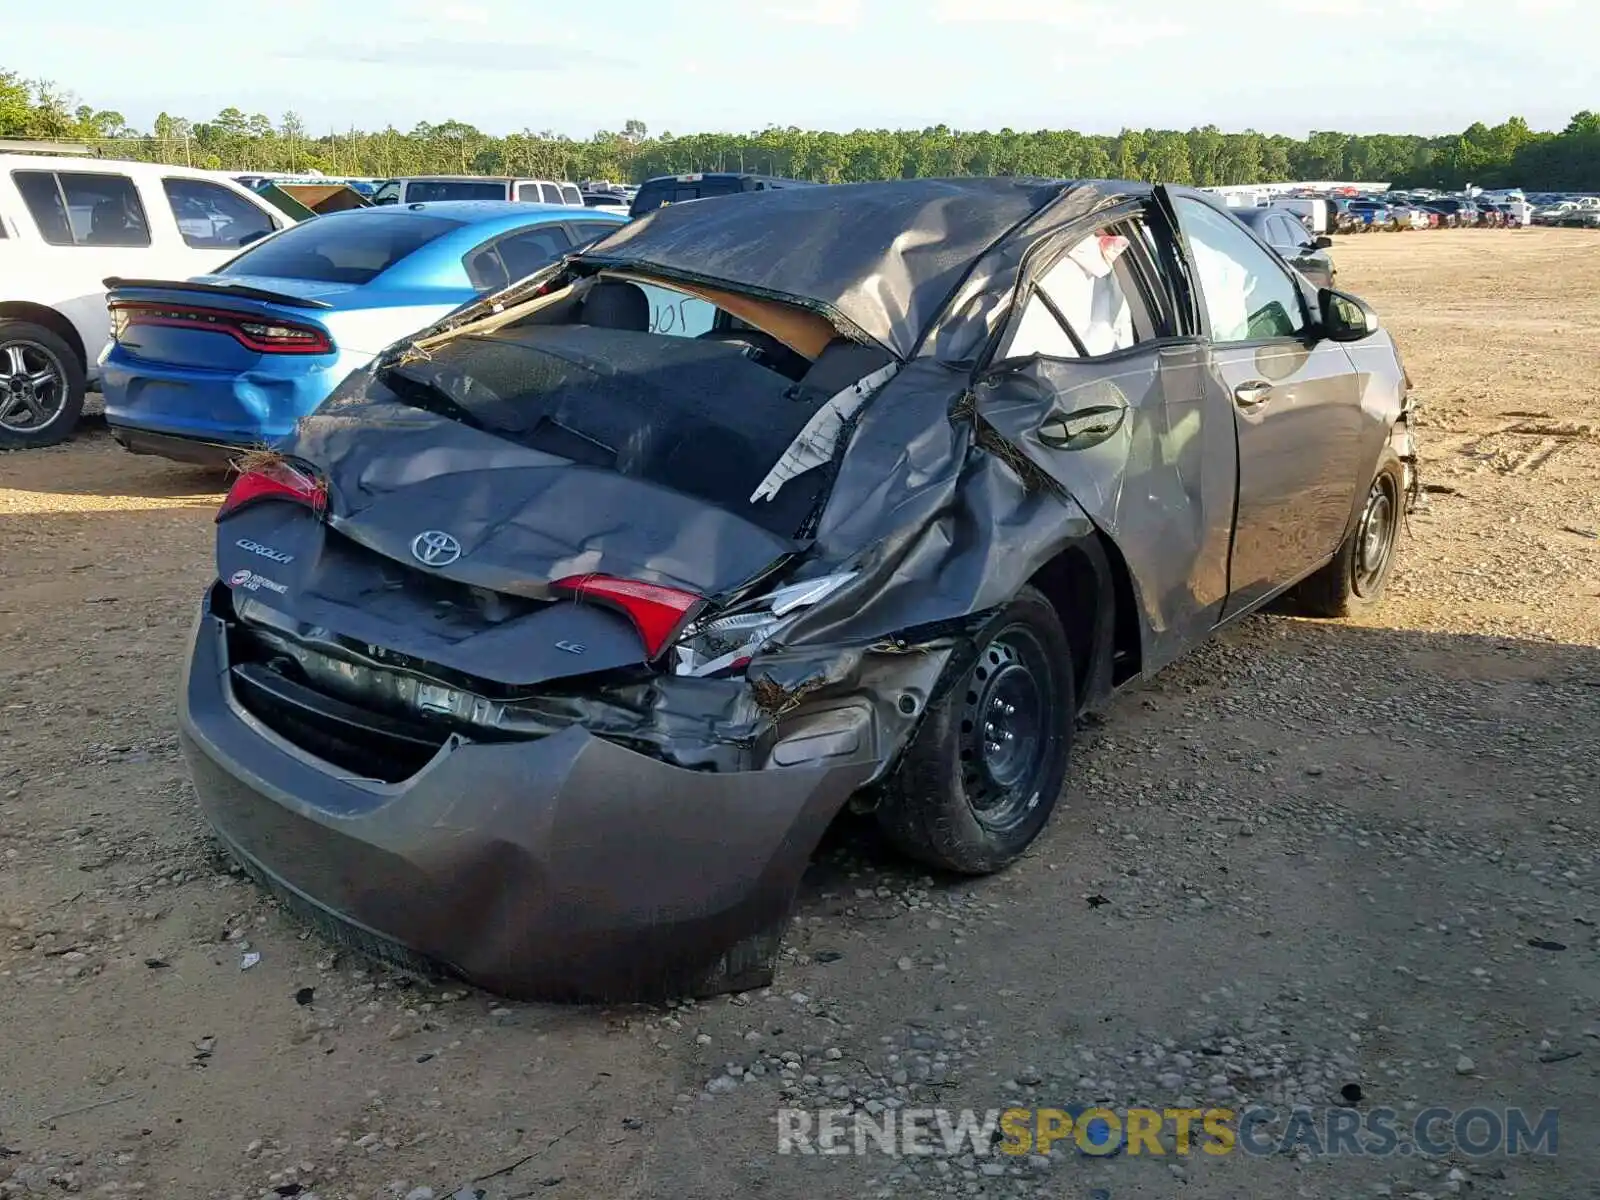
773 0 862 25
1086 18 1185 45
438 3 491 22
934 0 1186 40
936 0 1112 22
277 38 629 72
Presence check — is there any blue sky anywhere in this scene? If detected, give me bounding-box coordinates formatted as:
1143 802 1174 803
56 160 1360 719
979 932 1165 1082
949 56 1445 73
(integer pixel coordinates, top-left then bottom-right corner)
8 0 1593 138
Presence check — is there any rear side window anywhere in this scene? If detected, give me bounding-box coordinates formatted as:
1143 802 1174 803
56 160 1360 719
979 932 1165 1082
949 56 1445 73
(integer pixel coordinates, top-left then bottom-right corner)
538 183 562 204
1005 226 1156 360
463 223 572 291
405 180 506 202
631 178 745 215
560 184 582 206
163 178 277 249
570 220 621 248
638 282 719 338
218 212 463 284
13 170 150 247
515 183 541 202
685 180 740 201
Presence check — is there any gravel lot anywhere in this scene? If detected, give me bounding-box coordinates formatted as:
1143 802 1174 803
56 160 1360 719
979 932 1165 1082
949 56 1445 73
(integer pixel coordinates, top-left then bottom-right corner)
2 229 1598 1200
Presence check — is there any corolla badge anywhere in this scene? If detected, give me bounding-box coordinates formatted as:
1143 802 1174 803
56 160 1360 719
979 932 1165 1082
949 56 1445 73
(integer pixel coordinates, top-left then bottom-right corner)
410 530 462 567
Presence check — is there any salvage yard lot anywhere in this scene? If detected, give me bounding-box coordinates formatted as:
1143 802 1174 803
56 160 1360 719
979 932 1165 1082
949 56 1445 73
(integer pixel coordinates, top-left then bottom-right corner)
2 229 1599 1199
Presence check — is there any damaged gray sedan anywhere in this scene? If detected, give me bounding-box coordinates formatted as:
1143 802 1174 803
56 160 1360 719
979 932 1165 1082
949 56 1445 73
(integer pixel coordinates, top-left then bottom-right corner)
178 179 1418 1001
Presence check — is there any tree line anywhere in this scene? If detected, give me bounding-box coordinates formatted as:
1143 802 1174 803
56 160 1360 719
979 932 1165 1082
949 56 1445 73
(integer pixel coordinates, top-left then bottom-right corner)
4 66 1598 191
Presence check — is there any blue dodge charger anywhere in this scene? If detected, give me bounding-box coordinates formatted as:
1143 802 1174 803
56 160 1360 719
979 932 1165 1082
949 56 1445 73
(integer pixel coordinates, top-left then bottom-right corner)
102 201 627 464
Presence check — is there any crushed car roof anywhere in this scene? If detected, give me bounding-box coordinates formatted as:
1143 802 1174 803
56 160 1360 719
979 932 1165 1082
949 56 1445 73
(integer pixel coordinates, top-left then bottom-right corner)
578 177 1127 359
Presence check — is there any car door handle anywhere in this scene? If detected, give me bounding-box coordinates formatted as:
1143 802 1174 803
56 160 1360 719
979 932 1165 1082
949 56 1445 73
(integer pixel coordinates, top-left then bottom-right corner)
1037 403 1127 451
1233 380 1274 408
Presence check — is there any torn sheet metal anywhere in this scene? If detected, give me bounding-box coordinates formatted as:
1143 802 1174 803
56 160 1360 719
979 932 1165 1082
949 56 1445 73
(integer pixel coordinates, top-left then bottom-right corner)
578 177 1076 359
180 582 955 1000
750 361 900 502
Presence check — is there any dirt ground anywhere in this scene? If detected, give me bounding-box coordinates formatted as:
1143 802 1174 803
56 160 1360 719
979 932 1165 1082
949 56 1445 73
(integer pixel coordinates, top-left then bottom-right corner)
2 229 1599 1200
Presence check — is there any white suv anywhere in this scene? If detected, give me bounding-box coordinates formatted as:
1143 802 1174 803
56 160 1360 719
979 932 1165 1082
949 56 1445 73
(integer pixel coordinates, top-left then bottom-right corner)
371 176 585 207
0 155 290 448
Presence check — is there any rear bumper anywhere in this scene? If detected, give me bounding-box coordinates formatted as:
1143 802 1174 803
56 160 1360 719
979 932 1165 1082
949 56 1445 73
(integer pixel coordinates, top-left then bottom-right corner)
102 351 360 446
178 594 880 1001
109 424 248 467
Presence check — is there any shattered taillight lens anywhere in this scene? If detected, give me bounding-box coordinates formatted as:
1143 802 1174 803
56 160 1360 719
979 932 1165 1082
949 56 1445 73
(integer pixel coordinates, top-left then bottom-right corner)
550 574 704 659
216 460 327 523
671 571 860 677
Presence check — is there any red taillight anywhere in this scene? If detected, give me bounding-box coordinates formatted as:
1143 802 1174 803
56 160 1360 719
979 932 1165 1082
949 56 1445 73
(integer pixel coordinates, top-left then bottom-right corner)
551 574 704 659
216 461 326 523
110 302 332 355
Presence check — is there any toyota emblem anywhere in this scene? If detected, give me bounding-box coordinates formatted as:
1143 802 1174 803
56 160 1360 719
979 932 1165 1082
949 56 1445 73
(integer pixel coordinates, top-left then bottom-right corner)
410 530 462 567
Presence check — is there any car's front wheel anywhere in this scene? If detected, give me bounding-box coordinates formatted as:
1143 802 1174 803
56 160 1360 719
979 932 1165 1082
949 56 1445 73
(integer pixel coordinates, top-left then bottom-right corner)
1292 450 1405 618
876 585 1075 874
0 320 85 450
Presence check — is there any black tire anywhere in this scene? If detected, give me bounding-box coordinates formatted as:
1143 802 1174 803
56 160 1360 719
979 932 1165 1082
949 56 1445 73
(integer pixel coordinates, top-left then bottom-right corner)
0 320 86 450
876 585 1075 874
1292 449 1405 618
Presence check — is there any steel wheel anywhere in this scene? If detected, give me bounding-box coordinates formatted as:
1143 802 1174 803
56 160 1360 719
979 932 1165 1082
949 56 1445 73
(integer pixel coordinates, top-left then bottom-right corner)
1352 473 1399 598
958 626 1050 834
0 339 68 434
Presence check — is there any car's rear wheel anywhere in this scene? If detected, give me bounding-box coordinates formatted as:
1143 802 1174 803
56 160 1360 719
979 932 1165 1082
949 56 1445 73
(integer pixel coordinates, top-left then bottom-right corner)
0 321 85 450
876 586 1074 874
1291 450 1405 618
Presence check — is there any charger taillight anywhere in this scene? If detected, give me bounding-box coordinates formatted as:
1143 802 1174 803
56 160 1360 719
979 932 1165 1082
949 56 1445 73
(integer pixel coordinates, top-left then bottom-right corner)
551 574 703 659
110 302 332 355
217 461 326 523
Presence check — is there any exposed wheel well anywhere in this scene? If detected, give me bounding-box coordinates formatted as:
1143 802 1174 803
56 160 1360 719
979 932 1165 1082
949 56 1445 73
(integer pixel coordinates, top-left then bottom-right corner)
0 303 88 370
1028 532 1143 708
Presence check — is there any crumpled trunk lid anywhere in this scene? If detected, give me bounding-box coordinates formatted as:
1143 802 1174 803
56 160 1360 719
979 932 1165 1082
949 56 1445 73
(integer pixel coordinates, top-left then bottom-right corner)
217 418 798 687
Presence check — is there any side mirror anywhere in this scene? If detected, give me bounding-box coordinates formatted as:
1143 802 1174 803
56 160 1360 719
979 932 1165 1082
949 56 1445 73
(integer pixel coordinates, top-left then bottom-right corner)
1319 288 1380 342
1314 235 1334 249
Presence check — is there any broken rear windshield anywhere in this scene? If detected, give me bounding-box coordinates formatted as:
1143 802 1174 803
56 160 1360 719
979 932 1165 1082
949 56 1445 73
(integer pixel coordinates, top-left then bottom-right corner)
378 325 831 538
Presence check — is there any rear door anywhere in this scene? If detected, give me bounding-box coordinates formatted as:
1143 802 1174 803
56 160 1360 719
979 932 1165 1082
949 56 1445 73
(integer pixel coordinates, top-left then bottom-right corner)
1166 192 1367 617
972 202 1239 671
157 176 282 275
9 168 162 372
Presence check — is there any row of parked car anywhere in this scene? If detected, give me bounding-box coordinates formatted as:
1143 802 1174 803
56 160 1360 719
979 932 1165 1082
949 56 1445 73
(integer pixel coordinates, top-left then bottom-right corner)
1322 190 1600 232
1527 196 1600 227
243 171 809 219
0 156 811 450
1325 193 1531 232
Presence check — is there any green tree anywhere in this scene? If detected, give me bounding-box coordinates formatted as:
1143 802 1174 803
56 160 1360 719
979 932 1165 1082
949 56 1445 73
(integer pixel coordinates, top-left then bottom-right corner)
0 68 30 135
3 62 1596 190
